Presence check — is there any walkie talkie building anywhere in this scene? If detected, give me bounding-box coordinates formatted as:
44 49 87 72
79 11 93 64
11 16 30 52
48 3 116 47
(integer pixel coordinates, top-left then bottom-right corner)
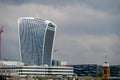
18 17 57 66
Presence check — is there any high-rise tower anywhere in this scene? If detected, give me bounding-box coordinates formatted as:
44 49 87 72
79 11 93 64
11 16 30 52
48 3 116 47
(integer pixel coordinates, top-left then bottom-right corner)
18 17 57 66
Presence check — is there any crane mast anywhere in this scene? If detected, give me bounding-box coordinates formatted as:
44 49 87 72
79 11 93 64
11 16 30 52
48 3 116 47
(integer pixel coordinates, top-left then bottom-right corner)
0 26 3 60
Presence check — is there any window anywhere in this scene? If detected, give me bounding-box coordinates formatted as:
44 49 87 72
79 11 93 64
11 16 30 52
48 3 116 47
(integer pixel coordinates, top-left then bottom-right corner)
104 70 107 74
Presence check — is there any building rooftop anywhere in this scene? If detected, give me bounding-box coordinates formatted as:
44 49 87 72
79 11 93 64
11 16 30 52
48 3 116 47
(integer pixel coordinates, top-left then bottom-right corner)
0 60 24 66
103 61 110 67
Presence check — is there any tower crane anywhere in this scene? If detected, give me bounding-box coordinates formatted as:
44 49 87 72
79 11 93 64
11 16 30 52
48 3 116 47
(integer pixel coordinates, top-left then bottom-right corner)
0 26 3 60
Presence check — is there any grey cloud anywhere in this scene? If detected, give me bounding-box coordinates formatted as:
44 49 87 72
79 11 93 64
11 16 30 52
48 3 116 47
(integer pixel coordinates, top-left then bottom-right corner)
80 0 120 14
1 0 120 14
1 25 20 61
0 0 73 6
56 5 120 36
54 34 120 64
0 1 120 65
0 0 28 5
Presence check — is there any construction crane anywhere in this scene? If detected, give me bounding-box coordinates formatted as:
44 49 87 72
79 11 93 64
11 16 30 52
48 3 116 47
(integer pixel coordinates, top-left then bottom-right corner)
0 26 3 60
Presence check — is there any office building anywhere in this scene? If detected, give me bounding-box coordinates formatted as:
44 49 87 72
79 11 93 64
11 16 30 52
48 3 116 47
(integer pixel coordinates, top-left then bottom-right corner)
0 66 73 77
0 60 24 67
68 64 120 78
18 17 57 66
110 65 120 77
52 60 61 66
69 64 98 77
60 61 67 66
52 60 67 66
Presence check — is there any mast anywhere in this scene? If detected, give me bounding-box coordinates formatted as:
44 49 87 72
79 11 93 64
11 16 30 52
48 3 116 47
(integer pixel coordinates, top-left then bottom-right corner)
0 26 3 60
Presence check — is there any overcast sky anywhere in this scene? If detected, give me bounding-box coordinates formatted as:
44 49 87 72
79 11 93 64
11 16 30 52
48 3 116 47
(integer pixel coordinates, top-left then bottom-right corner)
0 0 120 65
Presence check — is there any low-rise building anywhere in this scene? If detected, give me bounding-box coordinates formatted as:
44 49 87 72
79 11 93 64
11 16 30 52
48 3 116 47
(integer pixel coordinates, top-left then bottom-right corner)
68 64 98 77
68 64 120 78
0 65 74 77
110 65 120 77
0 60 24 67
52 60 67 66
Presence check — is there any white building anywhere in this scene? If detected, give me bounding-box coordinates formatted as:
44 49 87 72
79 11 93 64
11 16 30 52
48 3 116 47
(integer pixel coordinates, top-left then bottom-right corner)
60 61 67 66
0 60 24 66
0 65 74 77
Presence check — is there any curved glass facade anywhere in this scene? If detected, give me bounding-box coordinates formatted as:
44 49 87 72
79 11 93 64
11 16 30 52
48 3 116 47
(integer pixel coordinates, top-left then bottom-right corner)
18 17 57 66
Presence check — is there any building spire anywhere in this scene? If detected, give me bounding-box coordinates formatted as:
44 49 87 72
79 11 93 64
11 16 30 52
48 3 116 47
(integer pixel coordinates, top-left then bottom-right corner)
105 54 107 63
103 54 109 67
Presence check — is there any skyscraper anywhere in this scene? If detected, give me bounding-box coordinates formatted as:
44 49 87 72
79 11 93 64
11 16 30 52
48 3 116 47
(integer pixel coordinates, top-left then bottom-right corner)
18 17 57 66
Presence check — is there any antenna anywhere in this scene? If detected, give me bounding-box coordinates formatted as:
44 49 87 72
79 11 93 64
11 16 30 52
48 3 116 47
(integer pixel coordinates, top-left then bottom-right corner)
105 54 108 63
